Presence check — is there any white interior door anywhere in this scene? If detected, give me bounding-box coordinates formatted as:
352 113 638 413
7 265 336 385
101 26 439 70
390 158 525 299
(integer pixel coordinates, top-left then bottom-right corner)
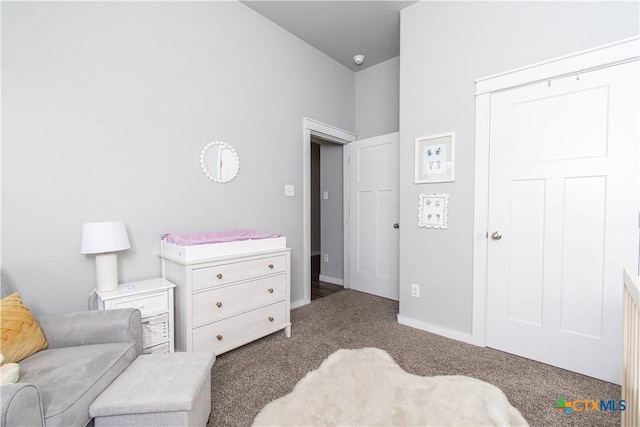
486 61 639 384
349 133 399 300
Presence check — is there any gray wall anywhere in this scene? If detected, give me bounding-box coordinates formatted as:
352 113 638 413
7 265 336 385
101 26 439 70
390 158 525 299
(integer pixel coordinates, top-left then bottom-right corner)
2 1 355 315
320 142 343 281
399 1 639 335
355 56 400 139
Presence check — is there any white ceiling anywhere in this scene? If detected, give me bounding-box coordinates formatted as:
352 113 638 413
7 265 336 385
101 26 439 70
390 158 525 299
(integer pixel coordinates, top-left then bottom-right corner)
241 1 418 71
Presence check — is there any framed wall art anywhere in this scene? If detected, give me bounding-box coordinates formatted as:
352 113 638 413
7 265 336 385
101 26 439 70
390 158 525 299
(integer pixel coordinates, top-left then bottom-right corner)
418 193 449 229
415 132 455 183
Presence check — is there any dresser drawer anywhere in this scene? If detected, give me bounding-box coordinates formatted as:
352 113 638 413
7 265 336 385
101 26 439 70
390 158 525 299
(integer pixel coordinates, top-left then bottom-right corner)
106 291 168 318
192 255 286 290
192 301 288 354
192 275 286 327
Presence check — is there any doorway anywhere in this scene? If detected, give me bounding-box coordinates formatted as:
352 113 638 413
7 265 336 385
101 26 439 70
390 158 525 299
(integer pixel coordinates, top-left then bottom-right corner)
302 119 400 305
310 136 347 300
301 118 356 307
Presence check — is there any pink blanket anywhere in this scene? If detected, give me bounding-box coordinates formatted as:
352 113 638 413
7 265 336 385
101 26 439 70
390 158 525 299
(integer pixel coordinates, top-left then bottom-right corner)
161 230 281 246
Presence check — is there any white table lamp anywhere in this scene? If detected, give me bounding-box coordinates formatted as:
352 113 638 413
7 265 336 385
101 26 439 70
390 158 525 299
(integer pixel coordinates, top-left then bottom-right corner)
81 221 131 292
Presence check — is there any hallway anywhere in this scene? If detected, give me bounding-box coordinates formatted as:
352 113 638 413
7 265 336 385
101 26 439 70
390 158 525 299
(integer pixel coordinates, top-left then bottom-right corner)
311 255 344 300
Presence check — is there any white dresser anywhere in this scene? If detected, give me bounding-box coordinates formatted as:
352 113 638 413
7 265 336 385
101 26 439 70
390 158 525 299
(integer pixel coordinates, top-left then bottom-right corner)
161 247 291 354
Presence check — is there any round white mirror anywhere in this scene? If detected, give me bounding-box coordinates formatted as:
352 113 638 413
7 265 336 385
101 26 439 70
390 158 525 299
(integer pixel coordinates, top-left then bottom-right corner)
200 141 240 183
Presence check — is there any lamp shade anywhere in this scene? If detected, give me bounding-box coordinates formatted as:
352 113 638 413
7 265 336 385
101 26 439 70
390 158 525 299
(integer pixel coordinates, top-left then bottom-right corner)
80 222 131 254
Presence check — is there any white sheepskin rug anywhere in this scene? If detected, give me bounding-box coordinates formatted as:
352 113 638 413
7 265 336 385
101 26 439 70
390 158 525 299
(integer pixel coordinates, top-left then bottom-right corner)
252 348 528 426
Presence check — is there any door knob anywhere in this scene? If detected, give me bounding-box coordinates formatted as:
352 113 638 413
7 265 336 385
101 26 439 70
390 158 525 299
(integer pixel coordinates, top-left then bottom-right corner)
491 231 502 240
393 223 399 229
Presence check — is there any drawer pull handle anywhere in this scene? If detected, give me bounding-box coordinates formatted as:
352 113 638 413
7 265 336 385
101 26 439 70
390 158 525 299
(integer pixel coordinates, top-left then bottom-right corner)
216 302 222 308
268 288 274 293
268 264 274 269
217 335 223 341
216 273 223 279
268 316 274 322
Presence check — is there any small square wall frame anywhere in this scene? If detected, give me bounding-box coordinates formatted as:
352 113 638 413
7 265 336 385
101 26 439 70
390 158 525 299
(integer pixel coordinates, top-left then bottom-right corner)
418 193 449 229
415 133 455 183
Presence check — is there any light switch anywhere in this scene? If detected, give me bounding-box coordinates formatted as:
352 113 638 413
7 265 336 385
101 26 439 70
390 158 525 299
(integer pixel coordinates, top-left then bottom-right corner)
285 185 295 197
323 191 329 200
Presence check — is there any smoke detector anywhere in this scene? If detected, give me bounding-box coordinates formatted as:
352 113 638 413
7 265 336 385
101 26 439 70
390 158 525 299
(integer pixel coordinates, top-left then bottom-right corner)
353 55 365 65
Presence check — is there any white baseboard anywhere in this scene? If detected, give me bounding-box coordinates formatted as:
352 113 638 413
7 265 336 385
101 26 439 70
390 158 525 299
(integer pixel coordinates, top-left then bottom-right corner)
311 251 321 257
319 275 344 286
397 315 477 346
291 298 310 309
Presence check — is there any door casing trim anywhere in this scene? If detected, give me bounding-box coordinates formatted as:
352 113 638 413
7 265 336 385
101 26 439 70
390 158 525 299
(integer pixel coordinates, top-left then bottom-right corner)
296 118 356 309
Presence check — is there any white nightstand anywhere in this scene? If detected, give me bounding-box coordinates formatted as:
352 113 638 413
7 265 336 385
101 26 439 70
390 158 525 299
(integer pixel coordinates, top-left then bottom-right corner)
96 278 176 354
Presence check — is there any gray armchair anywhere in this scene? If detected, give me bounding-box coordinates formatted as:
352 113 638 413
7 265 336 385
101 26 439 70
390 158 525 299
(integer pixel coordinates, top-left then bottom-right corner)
1 308 142 426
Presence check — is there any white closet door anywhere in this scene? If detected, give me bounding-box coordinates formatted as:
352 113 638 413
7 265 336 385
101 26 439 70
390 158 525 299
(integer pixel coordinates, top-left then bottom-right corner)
486 61 639 384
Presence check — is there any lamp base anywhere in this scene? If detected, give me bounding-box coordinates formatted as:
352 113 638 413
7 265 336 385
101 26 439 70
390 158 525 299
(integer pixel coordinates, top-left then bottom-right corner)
95 253 119 292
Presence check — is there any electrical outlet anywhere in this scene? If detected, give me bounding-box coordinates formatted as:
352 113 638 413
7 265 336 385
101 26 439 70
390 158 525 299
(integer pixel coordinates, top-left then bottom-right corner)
323 253 329 262
411 283 420 298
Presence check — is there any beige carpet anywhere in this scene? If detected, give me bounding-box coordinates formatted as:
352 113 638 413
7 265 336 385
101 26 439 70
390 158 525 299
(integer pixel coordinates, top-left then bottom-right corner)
252 348 528 426
209 290 621 426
